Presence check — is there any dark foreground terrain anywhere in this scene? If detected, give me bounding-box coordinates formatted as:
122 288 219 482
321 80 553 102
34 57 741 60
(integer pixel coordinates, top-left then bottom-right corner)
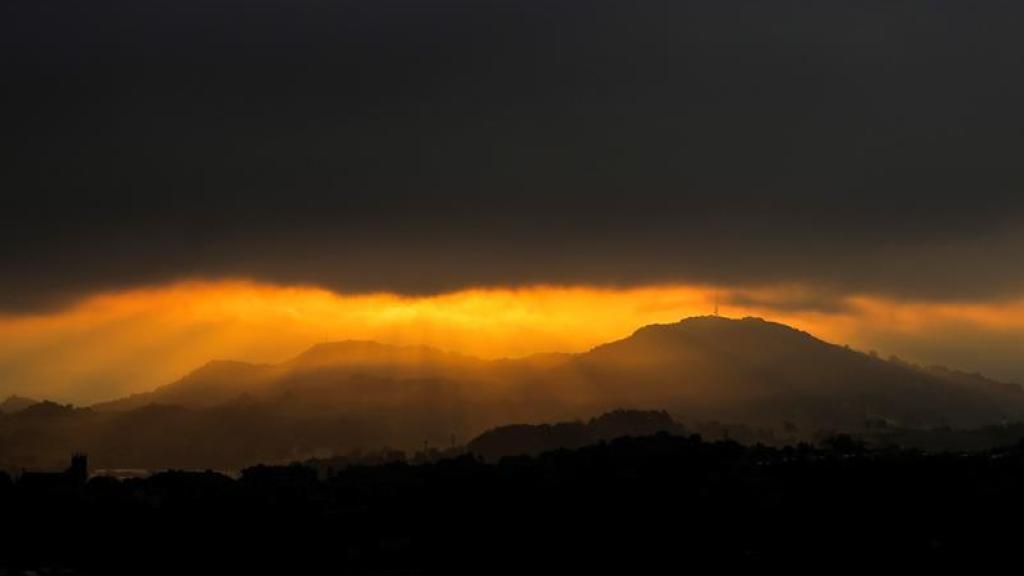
4 432 1024 574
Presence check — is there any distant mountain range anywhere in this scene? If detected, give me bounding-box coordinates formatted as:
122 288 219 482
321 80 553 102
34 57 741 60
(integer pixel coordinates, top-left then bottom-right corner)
3 316 1024 470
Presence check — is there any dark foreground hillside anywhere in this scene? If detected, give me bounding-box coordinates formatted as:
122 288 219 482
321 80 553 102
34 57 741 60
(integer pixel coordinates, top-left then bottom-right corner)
4 434 1024 573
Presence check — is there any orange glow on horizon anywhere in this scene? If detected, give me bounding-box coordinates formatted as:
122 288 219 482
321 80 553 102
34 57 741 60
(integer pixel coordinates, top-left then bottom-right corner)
1 280 1023 404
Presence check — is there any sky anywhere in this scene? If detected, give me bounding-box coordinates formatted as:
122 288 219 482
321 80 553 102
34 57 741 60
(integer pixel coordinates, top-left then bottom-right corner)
3 1 1024 403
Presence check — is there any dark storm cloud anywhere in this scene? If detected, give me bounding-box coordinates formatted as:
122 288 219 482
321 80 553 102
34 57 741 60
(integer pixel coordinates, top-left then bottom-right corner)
3 0 1024 311
723 290 854 315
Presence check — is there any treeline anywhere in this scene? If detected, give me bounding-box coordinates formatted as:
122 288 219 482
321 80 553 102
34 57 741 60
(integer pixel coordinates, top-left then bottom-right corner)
4 432 1024 573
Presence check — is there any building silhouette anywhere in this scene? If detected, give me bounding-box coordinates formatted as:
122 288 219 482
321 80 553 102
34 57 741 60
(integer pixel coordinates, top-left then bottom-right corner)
17 453 88 492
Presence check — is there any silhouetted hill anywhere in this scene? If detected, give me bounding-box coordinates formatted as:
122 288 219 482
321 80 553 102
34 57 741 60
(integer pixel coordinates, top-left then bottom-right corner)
467 409 686 461
14 401 81 420
286 340 487 373
0 395 37 414
92 341 510 412
4 316 1024 470
564 316 1024 428
92 360 277 411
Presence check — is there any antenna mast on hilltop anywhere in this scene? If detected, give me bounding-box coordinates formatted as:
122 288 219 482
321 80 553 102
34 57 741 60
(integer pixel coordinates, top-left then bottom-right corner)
713 291 719 317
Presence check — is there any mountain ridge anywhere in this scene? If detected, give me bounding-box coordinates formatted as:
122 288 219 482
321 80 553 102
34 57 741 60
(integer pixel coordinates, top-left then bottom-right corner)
5 316 1024 470
0 395 40 414
91 316 1024 426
